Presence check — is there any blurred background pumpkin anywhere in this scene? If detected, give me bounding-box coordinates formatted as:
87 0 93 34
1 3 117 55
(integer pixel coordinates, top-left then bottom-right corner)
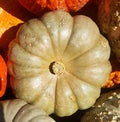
97 0 120 63
80 87 120 122
0 55 7 98
0 0 120 121
95 0 120 88
17 0 90 16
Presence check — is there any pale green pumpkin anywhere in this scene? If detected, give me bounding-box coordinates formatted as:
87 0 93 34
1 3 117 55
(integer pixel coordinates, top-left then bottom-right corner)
7 10 111 117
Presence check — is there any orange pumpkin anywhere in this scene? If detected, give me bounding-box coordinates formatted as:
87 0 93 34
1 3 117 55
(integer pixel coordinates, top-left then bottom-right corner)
0 55 7 97
104 71 120 88
18 0 90 16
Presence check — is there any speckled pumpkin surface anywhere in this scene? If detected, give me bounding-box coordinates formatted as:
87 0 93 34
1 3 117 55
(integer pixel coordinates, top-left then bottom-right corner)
80 87 120 122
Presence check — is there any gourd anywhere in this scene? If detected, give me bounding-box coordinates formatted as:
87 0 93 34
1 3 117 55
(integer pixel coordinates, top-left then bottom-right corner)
18 0 90 16
0 99 55 122
0 55 7 97
80 88 120 122
97 0 120 62
7 10 112 117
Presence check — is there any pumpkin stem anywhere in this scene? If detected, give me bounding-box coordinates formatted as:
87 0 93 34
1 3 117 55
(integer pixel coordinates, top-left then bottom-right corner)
49 61 65 75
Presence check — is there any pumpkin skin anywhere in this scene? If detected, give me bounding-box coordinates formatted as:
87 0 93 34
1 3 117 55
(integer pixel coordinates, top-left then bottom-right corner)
0 55 7 97
7 10 111 117
18 0 90 16
97 0 120 62
0 99 55 122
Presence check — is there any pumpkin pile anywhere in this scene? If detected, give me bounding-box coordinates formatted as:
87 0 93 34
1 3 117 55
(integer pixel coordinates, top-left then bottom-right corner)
0 0 120 121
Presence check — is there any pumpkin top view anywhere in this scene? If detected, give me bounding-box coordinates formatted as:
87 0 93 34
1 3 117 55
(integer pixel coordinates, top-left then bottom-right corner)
7 10 111 117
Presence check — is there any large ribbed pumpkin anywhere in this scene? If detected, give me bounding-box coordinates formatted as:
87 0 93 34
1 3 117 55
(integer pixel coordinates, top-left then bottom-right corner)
7 10 111 117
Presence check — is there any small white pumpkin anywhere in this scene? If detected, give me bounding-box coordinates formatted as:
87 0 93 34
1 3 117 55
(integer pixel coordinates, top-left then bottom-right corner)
0 99 55 122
